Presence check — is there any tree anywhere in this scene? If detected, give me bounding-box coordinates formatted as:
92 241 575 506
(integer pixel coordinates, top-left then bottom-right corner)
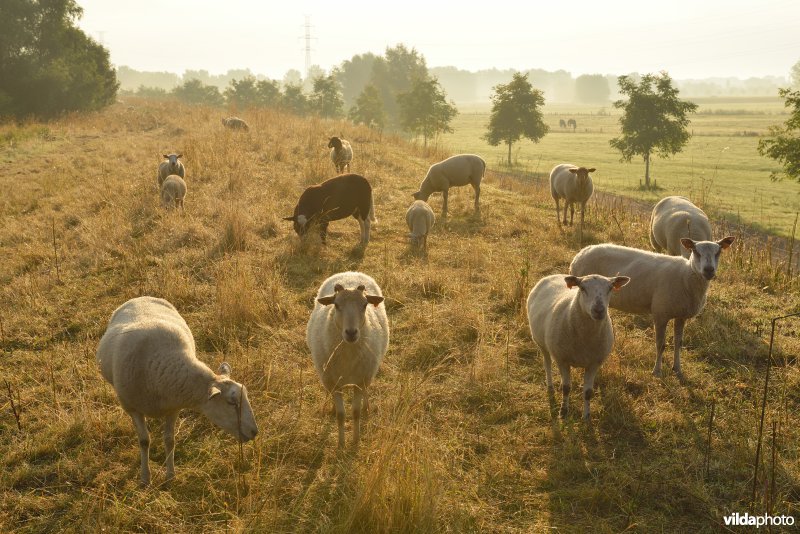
224 77 281 109
483 73 549 166
609 72 697 188
397 77 457 146
575 74 611 103
348 84 386 130
281 84 308 116
791 59 800 89
0 0 118 119
172 79 224 106
758 88 800 181
311 75 344 118
335 52 379 108
370 44 429 128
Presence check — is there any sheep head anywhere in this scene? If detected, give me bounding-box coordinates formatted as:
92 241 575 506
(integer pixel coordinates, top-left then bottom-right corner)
565 274 629 321
317 283 384 343
682 236 735 280
202 362 259 443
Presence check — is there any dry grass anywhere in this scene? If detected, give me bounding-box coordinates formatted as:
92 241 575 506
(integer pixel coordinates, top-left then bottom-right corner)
1 99 799 533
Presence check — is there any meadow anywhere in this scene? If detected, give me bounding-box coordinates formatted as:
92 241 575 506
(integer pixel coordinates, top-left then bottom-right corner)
1 100 799 533
443 97 800 237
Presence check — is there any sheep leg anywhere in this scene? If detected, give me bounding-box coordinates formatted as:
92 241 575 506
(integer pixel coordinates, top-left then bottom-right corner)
333 391 346 448
441 189 449 218
130 412 151 485
672 317 686 377
473 182 480 214
319 222 329 244
555 199 562 224
352 388 364 446
542 349 554 390
652 317 669 377
569 203 575 226
163 412 177 481
363 390 370 415
562 202 569 225
558 363 571 418
582 364 600 420
362 218 371 244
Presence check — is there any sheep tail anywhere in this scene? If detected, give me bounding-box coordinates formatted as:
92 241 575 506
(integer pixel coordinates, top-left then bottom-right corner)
369 189 377 223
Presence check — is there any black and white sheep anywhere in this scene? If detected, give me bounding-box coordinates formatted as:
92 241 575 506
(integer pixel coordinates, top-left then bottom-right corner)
328 136 353 174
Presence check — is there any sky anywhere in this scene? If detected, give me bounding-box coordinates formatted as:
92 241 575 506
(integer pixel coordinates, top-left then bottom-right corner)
76 0 800 80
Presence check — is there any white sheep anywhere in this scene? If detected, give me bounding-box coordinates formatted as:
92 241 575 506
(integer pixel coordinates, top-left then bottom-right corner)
306 271 389 447
412 154 485 218
160 175 186 211
158 153 185 188
222 117 250 131
650 196 713 258
328 136 353 174
527 274 630 419
96 296 258 485
405 200 435 251
549 163 595 226
569 237 735 377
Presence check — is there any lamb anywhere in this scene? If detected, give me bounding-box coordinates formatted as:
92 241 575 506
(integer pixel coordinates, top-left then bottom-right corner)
306 271 389 447
549 163 595 226
569 236 735 377
96 296 258 485
158 153 185 188
405 200 435 251
650 196 713 258
222 117 250 131
412 154 485 218
527 274 630 419
161 175 187 211
328 136 353 174
283 173 376 245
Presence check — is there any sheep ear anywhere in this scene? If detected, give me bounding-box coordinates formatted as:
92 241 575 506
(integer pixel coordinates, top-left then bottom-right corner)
177 154 182 159
366 295 384 306
565 276 581 289
317 295 336 306
568 168 578 174
162 154 169 159
587 168 596 173
356 284 366 292
718 236 735 250
209 385 222 400
218 362 232 376
680 238 696 251
611 276 630 291
334 283 344 292
282 216 296 222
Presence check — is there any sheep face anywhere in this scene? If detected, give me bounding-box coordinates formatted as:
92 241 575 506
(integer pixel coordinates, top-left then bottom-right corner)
411 190 431 202
682 237 735 280
163 153 182 173
328 136 343 150
201 363 258 442
283 213 309 235
565 274 630 321
317 283 384 343
568 166 595 186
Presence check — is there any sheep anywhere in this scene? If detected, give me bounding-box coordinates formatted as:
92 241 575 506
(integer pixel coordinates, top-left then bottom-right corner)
412 154 485 218
306 271 389 447
527 274 630 419
569 236 735 378
157 153 184 188
559 119 567 128
405 200 435 251
96 296 258 485
282 173 376 245
549 163 595 226
161 175 187 211
222 117 250 131
567 118 577 131
650 196 713 259
328 136 353 174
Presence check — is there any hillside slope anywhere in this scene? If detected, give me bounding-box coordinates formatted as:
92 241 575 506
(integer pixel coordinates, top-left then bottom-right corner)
1 101 798 533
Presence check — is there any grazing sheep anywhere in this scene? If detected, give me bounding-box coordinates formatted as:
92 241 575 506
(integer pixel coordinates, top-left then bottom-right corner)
283 173 376 245
559 119 567 128
306 271 389 447
550 163 595 226
569 237 735 377
328 136 353 174
650 196 713 259
527 274 630 419
567 118 577 131
405 200 435 251
412 154 485 218
158 153 184 188
161 175 187 211
96 296 258 485
222 117 250 131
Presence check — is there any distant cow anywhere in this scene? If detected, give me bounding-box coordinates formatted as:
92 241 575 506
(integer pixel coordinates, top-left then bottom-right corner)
559 119 567 128
567 118 577 131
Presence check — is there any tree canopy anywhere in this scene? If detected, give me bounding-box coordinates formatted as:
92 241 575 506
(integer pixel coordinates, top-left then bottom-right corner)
0 0 118 119
758 88 800 182
348 84 386 130
311 75 345 118
397 77 457 146
172 79 224 107
609 72 697 187
483 73 548 166
574 74 611 103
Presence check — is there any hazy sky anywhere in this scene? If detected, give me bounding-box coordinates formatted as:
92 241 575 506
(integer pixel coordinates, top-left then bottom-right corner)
76 0 799 80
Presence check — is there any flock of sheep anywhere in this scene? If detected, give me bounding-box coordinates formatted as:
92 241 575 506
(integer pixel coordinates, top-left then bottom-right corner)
97 128 734 485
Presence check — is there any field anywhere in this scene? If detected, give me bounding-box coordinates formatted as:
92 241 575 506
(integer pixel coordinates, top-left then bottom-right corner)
1 100 799 533
443 97 800 237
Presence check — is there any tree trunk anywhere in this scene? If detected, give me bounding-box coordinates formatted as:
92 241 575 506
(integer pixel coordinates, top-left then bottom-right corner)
644 152 651 188
507 141 512 166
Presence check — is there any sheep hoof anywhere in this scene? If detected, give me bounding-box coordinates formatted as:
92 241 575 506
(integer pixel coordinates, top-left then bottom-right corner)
652 369 663 378
559 407 569 419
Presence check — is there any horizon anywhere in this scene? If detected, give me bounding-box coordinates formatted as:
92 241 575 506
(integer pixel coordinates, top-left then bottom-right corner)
76 0 799 81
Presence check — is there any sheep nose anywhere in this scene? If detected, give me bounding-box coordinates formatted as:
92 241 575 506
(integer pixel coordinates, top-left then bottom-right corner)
344 329 358 342
250 428 258 439
591 305 606 319
703 267 715 279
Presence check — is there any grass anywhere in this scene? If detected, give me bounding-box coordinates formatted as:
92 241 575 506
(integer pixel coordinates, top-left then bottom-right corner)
1 99 799 532
443 97 800 237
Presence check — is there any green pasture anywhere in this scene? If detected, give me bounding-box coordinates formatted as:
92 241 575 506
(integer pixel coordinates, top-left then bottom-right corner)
442 97 800 237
